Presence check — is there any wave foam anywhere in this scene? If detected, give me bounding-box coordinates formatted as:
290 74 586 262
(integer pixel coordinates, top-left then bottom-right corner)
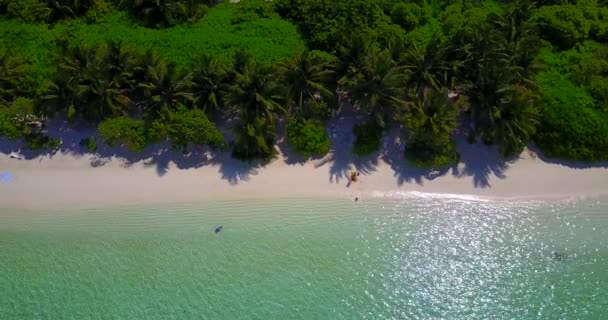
371 190 492 202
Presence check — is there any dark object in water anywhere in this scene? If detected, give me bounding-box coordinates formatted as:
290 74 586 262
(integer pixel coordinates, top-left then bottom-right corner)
214 225 223 233
552 251 566 261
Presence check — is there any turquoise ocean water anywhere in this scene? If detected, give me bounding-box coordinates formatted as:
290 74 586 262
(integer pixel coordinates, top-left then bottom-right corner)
1 196 607 319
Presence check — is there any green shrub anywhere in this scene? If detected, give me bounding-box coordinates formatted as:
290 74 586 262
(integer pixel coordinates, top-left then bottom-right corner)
5 0 49 22
0 4 303 94
535 72 608 161
273 0 384 51
0 98 38 139
0 20 68 95
405 145 460 168
231 0 278 25
24 133 61 150
403 92 459 168
0 105 26 138
98 117 147 152
391 3 429 31
352 122 383 157
286 118 330 158
69 5 303 68
534 5 591 49
165 107 225 152
588 76 608 112
404 18 443 47
79 136 97 153
538 41 608 111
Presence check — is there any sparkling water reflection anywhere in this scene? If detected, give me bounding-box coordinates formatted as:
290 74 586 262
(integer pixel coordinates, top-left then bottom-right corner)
1 197 607 319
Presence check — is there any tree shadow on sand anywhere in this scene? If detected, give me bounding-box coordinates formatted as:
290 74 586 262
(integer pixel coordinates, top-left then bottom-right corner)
208 152 261 185
0 117 261 182
314 148 379 186
276 136 309 165
312 114 379 185
451 138 511 188
527 144 608 170
383 134 512 189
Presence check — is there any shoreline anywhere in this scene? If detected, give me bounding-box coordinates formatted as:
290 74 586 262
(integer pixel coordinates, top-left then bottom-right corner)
2 135 608 209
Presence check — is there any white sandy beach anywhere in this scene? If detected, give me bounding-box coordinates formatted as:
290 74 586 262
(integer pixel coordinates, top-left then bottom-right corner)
1 127 608 209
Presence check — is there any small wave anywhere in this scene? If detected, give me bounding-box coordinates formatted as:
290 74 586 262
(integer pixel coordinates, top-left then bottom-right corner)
370 190 492 202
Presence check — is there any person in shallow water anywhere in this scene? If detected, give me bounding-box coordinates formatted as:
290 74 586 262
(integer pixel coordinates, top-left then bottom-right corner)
552 251 567 261
214 225 223 233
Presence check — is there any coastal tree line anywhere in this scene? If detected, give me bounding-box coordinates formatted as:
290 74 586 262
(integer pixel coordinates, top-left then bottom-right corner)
1 0 608 166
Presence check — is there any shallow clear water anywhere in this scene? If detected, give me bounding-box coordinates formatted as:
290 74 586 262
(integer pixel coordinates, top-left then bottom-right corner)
1 196 607 319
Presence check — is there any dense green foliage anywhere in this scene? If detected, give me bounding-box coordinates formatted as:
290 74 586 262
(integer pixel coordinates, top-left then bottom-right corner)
98 117 147 151
79 136 98 153
161 107 225 152
533 5 591 49
24 132 62 150
118 0 210 28
274 0 383 51
403 90 460 167
1 0 608 164
1 0 95 22
0 103 28 138
533 40 608 161
535 71 608 161
286 118 330 158
0 3 303 94
352 122 383 157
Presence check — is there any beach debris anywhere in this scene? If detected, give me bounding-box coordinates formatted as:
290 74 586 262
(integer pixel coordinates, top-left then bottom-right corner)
9 152 23 160
214 225 223 233
0 170 14 184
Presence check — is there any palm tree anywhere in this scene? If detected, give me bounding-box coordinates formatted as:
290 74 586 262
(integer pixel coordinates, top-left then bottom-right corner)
0 49 26 105
403 89 460 165
174 0 209 23
191 54 228 118
232 116 277 161
119 0 170 27
348 50 406 128
50 44 134 120
138 60 193 117
104 41 136 90
403 36 455 102
47 0 92 21
40 77 76 117
489 2 541 86
453 3 541 150
334 32 375 88
77 77 131 119
405 89 459 141
44 45 102 120
491 85 540 155
228 63 285 124
228 63 285 161
276 50 334 116
119 0 207 28
229 49 251 80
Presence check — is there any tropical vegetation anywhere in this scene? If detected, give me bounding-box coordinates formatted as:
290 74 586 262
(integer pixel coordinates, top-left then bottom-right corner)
1 0 608 167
